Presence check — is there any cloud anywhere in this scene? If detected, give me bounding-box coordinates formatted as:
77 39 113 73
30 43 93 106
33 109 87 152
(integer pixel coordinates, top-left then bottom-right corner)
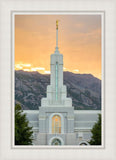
15 64 23 69
23 69 30 71
15 63 31 69
73 69 79 73
22 64 31 67
44 71 50 74
31 67 45 71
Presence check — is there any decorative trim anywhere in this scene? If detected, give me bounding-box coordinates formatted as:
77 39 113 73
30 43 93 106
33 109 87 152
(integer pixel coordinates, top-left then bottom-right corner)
48 136 64 145
79 140 90 145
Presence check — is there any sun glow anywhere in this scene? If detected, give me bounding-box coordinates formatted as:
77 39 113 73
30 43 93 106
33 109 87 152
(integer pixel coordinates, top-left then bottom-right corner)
73 69 79 73
15 63 101 79
15 63 49 74
15 15 101 79
15 63 81 75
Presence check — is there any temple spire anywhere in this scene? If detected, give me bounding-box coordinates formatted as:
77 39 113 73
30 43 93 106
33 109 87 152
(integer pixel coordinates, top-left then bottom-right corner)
54 20 60 54
56 20 58 47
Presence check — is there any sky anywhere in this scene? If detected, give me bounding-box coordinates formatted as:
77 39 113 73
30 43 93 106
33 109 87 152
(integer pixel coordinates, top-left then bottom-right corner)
15 15 101 79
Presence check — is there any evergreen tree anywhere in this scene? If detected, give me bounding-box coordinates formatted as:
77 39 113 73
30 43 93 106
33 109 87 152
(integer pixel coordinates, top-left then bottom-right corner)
15 104 33 145
89 114 101 145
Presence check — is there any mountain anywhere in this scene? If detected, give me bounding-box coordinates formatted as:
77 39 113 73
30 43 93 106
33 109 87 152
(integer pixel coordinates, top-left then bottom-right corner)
15 70 101 110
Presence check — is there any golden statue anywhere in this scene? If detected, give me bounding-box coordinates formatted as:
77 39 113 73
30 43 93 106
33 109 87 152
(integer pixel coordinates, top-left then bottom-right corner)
56 20 58 29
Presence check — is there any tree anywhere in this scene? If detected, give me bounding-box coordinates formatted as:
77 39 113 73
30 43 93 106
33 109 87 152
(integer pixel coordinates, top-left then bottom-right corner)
15 104 33 145
89 114 101 145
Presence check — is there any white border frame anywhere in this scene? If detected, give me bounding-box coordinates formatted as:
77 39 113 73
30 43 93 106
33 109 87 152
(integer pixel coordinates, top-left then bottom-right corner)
0 0 116 160
11 11 104 149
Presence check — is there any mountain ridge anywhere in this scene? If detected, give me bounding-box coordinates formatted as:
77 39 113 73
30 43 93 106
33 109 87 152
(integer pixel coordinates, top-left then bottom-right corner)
15 70 101 110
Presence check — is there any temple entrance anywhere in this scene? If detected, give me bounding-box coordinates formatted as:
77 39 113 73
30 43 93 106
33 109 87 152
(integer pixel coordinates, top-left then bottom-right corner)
80 143 87 145
51 138 61 145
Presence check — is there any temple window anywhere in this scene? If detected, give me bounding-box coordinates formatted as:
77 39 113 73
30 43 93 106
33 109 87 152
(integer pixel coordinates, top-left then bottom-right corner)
52 115 61 134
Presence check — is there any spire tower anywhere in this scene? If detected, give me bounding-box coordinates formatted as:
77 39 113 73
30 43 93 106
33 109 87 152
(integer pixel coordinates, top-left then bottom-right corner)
41 20 72 106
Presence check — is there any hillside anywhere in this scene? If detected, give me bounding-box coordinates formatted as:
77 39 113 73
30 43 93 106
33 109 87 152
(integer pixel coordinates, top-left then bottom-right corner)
15 70 101 110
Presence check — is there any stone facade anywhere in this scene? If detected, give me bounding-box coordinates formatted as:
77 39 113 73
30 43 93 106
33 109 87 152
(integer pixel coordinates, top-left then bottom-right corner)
24 110 101 145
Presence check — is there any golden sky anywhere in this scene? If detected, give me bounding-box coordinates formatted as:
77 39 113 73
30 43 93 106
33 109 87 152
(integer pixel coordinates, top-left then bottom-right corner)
15 15 101 79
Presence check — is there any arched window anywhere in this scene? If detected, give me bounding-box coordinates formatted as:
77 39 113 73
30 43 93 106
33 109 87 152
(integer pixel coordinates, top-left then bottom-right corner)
80 143 87 145
52 115 61 134
51 138 61 145
79 141 90 145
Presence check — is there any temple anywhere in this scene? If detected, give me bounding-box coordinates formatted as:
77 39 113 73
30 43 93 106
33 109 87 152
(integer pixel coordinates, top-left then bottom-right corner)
24 21 101 145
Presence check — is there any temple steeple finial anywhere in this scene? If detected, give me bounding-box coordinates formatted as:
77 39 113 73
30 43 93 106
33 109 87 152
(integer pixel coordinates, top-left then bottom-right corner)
54 20 60 54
